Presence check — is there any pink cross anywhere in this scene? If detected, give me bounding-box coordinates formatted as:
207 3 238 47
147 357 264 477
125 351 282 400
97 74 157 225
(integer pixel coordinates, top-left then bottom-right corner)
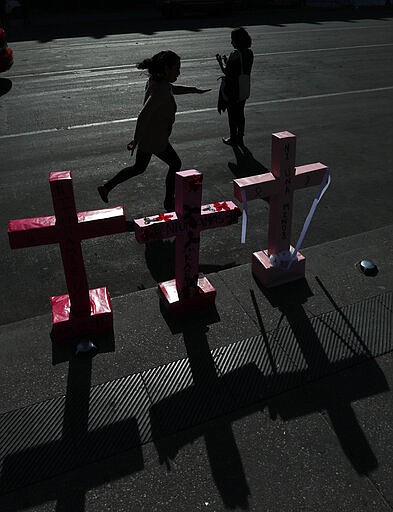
134 169 241 313
234 132 329 288
8 171 126 341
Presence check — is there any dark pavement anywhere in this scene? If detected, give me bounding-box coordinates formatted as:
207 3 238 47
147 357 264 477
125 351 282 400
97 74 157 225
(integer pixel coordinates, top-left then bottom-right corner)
0 5 393 511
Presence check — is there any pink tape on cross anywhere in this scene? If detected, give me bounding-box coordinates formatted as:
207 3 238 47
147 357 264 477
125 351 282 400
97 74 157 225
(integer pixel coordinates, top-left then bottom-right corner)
8 171 126 340
134 169 241 312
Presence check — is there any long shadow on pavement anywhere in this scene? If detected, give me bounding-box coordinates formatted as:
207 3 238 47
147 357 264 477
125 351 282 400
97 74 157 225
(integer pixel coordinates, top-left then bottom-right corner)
227 144 268 179
0 78 12 97
149 277 389 511
260 277 388 475
144 239 239 285
149 309 253 509
0 353 144 511
0 277 389 509
6 6 393 43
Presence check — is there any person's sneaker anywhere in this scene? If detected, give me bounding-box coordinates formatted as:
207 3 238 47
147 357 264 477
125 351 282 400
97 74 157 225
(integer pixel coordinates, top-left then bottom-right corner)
97 185 109 203
222 137 237 146
237 136 244 146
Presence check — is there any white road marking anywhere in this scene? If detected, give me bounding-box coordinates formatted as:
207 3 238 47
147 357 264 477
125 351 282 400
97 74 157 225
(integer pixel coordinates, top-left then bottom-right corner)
1 85 391 140
7 65 141 79
0 128 60 138
18 80 144 97
258 42 393 57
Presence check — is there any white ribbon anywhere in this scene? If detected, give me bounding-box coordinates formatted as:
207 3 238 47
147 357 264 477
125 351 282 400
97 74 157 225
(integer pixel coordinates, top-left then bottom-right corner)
286 168 331 270
240 188 248 244
239 168 331 263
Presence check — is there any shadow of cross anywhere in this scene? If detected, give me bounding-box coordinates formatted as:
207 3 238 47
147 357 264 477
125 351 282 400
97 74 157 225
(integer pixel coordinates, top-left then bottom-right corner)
134 169 241 314
0 358 144 512
257 279 389 475
147 319 254 510
233 131 329 288
147 284 389 507
8 171 126 341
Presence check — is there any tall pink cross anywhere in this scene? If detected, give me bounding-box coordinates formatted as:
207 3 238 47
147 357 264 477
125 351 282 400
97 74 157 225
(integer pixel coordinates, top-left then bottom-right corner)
234 131 329 288
8 171 126 341
134 169 241 313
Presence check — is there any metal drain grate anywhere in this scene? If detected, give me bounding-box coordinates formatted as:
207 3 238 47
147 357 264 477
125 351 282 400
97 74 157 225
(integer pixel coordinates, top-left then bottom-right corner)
0 374 150 494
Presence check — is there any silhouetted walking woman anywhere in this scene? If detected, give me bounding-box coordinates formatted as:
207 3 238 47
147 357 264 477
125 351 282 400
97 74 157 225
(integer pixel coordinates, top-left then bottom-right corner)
98 50 210 211
216 27 254 147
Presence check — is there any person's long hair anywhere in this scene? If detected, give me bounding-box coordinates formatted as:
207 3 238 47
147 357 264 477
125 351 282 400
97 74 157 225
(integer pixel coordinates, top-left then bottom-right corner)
231 27 252 49
137 50 181 81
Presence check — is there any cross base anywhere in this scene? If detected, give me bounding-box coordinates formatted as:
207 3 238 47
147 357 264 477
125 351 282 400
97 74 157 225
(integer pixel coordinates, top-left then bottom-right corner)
158 275 216 314
50 287 113 341
252 247 306 288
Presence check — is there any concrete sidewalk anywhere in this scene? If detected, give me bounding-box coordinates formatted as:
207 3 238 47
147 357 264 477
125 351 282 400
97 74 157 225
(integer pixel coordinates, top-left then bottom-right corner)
0 224 392 511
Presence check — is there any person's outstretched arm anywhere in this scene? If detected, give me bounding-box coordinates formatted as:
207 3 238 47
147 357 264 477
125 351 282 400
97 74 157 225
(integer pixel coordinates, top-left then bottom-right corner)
171 84 211 95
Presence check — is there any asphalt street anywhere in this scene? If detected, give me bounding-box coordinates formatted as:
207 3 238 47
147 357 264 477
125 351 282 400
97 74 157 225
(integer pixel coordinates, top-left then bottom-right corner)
1 7 392 324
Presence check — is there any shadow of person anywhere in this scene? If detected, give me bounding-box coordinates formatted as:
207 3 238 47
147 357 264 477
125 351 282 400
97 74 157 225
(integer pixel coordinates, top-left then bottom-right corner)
228 144 268 179
0 78 12 97
149 309 252 509
256 277 388 475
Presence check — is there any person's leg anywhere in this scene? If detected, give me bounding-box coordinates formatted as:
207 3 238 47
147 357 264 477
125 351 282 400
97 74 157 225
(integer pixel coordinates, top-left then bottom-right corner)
236 101 246 145
155 143 181 210
98 149 151 203
225 102 238 144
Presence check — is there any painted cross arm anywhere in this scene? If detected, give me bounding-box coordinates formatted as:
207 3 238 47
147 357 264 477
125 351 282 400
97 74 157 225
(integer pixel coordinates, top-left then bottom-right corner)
293 163 328 189
134 202 241 245
8 216 58 249
77 206 126 240
200 201 241 231
8 207 126 249
233 162 328 202
233 172 276 203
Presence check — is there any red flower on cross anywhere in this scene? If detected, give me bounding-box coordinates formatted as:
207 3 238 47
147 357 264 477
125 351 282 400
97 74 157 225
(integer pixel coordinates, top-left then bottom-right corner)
155 212 174 222
213 201 230 211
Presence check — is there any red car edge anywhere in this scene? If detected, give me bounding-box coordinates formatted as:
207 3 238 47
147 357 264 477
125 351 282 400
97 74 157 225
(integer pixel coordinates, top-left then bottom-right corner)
0 27 14 72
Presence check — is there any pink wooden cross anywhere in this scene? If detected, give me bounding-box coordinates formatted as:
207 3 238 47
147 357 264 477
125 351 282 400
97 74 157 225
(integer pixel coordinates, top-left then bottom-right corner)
233 131 329 288
134 169 241 313
8 171 126 341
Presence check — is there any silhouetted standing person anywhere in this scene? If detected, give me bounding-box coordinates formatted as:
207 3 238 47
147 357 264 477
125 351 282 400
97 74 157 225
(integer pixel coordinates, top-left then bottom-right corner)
216 27 254 147
98 50 210 211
